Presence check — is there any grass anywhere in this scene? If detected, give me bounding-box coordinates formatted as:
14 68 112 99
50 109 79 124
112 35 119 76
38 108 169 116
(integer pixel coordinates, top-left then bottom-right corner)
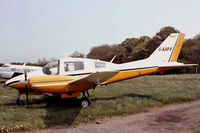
0 74 200 132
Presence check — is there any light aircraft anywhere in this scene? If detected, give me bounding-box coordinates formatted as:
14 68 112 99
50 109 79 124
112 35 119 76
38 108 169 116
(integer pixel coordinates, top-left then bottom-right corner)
0 63 42 79
5 33 197 107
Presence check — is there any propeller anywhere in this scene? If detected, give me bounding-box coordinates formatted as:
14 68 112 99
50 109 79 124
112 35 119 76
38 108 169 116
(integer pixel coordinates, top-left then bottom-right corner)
24 70 29 106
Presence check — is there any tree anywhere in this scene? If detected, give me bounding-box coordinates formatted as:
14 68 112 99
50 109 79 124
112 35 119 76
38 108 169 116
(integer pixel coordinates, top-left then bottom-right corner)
70 51 85 58
194 33 200 41
178 39 200 73
87 44 117 61
114 38 139 63
36 58 49 66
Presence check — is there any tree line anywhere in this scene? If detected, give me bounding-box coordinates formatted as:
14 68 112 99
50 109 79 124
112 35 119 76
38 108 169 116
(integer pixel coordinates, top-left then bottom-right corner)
6 26 200 73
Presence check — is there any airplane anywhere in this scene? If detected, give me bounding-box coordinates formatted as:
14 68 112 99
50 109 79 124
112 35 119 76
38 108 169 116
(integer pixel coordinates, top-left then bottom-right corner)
5 33 197 107
0 63 42 79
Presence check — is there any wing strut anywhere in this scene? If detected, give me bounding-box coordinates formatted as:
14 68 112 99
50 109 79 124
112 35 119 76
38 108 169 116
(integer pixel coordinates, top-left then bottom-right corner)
110 55 116 63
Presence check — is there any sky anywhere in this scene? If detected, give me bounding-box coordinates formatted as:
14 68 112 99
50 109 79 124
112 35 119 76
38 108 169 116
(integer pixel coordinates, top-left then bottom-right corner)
0 0 200 63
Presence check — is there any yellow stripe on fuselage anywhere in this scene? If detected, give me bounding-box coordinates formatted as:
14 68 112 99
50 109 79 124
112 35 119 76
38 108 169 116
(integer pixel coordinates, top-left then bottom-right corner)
104 67 159 84
29 75 79 84
104 66 176 84
169 33 185 62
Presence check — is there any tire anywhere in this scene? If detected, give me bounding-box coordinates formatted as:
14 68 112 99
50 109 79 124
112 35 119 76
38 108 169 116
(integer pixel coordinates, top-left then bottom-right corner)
80 97 91 108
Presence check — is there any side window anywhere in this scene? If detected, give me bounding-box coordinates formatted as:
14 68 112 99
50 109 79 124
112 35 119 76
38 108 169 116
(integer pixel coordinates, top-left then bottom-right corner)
95 62 105 68
64 62 84 71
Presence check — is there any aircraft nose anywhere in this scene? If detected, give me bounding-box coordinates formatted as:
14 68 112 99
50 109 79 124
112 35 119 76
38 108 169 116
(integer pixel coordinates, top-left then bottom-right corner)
5 75 27 89
5 79 13 87
5 77 21 87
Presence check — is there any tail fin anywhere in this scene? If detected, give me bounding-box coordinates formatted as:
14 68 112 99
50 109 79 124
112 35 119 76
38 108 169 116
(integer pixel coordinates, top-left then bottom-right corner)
148 33 185 62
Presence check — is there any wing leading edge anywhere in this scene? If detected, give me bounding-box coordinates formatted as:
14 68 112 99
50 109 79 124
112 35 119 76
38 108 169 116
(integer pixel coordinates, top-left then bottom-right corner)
66 71 119 92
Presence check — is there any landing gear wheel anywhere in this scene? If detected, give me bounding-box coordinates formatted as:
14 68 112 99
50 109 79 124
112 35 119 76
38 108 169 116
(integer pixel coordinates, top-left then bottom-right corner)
80 97 91 108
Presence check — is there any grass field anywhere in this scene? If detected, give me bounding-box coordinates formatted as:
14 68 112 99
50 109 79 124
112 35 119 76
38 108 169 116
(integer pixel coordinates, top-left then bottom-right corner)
0 74 200 132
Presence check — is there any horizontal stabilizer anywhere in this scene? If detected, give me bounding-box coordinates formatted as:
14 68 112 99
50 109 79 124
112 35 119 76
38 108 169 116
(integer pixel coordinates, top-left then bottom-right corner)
159 63 198 68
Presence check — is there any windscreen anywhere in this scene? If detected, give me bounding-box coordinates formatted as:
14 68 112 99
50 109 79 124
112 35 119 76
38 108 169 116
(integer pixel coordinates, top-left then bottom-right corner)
42 60 59 75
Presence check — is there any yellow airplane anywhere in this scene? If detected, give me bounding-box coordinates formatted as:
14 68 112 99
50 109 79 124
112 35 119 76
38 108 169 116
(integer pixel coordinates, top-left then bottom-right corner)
5 33 197 107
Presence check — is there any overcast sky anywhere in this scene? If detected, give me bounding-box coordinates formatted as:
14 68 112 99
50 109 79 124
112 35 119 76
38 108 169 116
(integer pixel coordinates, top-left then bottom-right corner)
0 0 200 63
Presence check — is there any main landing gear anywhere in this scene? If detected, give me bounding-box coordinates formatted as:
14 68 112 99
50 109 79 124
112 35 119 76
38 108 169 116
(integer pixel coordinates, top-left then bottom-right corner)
80 91 91 108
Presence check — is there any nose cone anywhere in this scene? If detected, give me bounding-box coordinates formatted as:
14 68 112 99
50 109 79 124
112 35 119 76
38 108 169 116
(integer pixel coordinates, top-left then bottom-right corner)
5 75 26 89
5 70 45 89
5 78 19 86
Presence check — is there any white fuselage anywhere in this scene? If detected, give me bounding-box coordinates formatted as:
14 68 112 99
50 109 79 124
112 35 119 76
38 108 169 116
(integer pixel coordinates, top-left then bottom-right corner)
5 57 185 86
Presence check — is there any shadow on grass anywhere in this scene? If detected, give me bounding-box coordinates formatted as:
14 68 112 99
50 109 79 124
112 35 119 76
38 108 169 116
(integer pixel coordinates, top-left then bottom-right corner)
42 96 82 128
5 95 82 128
3 93 162 129
92 93 163 103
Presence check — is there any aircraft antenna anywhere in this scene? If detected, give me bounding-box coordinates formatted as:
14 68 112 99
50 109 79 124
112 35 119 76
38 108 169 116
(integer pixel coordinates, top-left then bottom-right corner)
110 55 116 63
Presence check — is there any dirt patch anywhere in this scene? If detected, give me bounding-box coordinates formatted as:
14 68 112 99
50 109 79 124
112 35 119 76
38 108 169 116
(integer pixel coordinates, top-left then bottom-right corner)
33 101 200 133
156 113 185 123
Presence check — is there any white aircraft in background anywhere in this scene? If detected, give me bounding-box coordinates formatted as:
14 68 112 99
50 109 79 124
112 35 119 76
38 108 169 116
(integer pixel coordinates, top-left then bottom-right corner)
5 33 198 107
0 63 42 79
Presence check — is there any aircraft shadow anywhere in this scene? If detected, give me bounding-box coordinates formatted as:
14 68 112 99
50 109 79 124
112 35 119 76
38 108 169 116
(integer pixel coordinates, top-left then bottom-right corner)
4 93 162 129
5 95 82 128
41 96 82 128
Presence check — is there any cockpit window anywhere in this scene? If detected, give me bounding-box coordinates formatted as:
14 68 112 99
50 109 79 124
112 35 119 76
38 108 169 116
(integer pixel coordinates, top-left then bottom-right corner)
42 60 59 75
95 62 105 68
64 62 84 71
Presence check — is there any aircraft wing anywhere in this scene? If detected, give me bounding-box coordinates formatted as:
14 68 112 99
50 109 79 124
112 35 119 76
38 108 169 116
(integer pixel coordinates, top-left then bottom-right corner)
67 71 118 91
157 62 198 73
